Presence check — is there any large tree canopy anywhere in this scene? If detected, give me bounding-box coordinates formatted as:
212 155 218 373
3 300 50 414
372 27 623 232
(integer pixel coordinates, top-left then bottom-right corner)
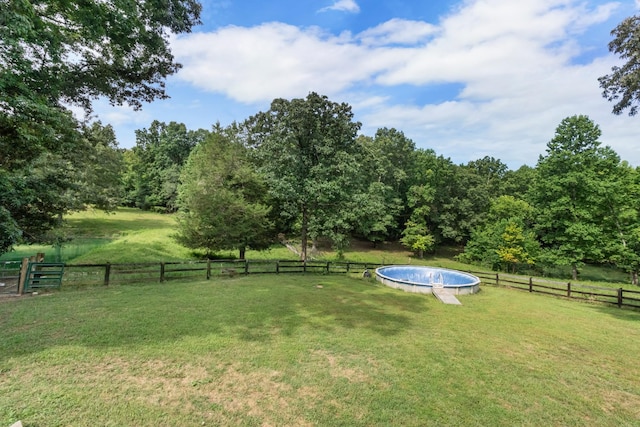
1 0 201 112
246 92 362 260
1 0 201 164
599 15 640 116
0 0 201 254
530 115 621 279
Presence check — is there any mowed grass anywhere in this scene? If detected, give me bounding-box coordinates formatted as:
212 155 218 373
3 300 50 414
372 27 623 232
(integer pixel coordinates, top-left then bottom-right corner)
1 276 639 426
0 208 193 263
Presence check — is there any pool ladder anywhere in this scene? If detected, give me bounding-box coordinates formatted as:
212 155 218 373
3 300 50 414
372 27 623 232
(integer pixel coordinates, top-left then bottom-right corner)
430 272 444 288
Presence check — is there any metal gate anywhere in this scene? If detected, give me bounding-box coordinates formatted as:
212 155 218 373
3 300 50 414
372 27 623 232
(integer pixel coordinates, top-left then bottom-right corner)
23 262 64 292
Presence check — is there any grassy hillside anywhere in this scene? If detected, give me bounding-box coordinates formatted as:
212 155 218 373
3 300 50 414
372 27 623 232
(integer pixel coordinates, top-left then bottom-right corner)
0 208 193 263
0 208 420 265
1 276 639 426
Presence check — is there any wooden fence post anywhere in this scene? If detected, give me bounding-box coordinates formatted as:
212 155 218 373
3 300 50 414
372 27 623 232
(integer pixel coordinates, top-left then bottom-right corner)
17 257 29 295
496 273 499 286
618 288 623 308
244 259 249 275
206 259 211 280
326 261 330 274
104 263 111 286
529 277 533 292
276 261 280 274
160 262 165 282
567 282 571 298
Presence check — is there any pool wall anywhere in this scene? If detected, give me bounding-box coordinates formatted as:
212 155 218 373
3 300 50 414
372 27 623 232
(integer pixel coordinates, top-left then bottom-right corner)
375 266 480 295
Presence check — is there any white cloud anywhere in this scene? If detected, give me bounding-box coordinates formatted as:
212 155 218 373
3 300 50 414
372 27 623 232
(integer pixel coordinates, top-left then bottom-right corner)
171 23 396 103
170 0 634 166
318 0 360 13
357 19 438 46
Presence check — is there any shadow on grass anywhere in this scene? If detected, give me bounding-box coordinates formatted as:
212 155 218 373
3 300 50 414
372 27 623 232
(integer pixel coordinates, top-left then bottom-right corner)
590 303 640 322
0 276 428 361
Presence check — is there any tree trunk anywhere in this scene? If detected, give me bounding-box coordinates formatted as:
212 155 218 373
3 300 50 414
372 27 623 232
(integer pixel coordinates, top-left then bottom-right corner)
632 270 638 286
239 247 246 260
301 206 308 261
571 263 578 281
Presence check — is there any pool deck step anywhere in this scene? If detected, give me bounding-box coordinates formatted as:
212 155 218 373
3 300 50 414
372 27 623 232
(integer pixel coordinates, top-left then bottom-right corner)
432 288 462 305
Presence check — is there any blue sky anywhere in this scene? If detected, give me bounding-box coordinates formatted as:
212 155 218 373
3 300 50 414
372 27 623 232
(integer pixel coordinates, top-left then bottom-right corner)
92 0 640 168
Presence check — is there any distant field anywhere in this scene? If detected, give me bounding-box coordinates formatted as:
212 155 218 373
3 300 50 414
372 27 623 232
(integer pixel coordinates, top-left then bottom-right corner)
0 208 417 265
1 276 639 426
0 208 207 263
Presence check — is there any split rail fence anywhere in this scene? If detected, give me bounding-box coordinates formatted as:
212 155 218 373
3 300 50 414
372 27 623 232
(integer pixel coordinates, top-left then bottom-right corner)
4 258 640 310
61 259 381 287
470 270 640 310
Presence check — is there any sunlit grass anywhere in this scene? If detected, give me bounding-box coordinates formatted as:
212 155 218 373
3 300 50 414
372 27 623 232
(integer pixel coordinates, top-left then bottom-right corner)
1 276 639 426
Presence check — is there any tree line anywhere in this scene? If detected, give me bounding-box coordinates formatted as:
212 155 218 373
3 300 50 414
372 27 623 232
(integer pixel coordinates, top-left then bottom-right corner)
25 94 640 284
2 2 640 283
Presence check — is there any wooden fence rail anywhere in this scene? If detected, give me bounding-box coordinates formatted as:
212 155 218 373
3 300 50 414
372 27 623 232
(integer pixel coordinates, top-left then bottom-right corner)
470 270 640 309
62 260 381 287
7 259 640 310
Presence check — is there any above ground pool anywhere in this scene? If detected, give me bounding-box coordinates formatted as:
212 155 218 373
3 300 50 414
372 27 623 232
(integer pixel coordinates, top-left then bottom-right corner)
375 265 480 295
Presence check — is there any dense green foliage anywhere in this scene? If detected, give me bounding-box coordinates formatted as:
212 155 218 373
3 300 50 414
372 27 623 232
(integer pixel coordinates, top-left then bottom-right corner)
176 127 273 258
599 15 640 116
246 92 363 259
122 121 208 211
530 116 621 279
0 0 201 251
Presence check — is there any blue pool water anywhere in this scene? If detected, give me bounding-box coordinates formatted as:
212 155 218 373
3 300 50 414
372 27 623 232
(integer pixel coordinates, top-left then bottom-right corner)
375 266 480 295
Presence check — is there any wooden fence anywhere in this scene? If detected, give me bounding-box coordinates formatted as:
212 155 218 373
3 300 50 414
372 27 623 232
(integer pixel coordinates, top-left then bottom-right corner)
5 258 640 310
61 259 381 287
470 270 640 309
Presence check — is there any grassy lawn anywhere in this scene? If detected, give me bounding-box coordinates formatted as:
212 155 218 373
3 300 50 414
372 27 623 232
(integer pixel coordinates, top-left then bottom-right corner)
1 275 639 426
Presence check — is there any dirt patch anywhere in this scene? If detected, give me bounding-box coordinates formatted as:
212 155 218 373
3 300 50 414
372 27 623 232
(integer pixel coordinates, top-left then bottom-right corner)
65 357 317 426
312 349 376 383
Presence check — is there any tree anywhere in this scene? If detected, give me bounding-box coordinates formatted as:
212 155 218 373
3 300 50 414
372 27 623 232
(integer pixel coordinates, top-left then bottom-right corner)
598 15 640 116
399 174 436 258
0 0 201 255
354 129 416 245
410 153 488 245
502 165 537 199
176 128 273 259
602 163 640 284
352 181 400 247
400 221 435 258
530 115 621 279
466 156 509 197
125 121 207 211
75 122 124 211
459 196 539 272
246 93 362 260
